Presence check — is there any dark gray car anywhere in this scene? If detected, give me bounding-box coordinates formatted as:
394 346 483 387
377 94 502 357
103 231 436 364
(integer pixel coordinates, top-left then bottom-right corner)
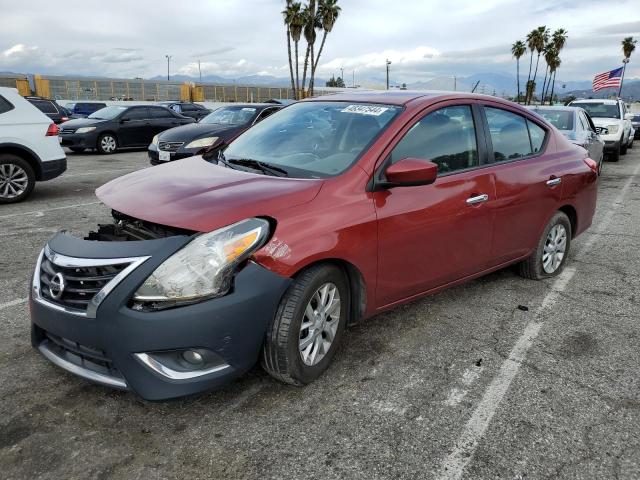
529 106 605 174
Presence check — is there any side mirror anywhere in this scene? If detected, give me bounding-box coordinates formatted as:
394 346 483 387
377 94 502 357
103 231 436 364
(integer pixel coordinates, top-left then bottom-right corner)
624 113 634 121
382 158 438 187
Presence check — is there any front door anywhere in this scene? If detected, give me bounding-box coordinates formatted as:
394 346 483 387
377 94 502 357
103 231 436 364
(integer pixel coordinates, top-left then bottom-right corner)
374 104 496 307
118 107 150 147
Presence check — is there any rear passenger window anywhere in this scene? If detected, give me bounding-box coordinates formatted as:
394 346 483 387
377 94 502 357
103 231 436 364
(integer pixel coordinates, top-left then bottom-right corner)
391 105 479 174
149 108 173 118
33 100 58 114
126 108 148 120
485 107 533 161
0 96 13 114
527 120 546 153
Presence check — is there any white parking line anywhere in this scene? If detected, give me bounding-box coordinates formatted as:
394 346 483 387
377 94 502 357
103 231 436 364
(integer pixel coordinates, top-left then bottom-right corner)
0 298 27 310
438 161 640 480
0 201 101 220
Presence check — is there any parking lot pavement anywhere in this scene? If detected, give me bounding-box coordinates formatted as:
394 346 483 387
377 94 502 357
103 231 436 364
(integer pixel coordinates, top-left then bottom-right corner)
1 148 639 480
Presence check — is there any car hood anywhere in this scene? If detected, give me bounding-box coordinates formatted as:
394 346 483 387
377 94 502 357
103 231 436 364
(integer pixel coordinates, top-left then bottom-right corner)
96 156 323 232
60 118 106 128
590 117 622 127
158 123 244 142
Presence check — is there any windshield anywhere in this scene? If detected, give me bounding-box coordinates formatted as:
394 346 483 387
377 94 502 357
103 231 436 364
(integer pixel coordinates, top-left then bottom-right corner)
223 101 402 178
535 109 574 130
88 106 127 120
571 102 620 119
201 106 258 125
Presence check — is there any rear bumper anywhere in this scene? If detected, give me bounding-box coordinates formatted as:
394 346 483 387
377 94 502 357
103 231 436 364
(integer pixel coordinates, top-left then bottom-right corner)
30 233 291 400
39 157 67 181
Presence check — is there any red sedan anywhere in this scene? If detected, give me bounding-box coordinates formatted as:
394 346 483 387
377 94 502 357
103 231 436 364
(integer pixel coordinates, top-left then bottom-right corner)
30 91 598 399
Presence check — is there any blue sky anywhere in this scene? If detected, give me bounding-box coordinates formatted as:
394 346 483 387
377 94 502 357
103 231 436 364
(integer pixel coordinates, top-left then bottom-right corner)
1 0 638 83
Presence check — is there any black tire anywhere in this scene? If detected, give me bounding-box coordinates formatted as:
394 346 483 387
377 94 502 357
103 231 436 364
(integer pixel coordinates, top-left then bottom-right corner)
0 154 36 204
69 147 86 153
96 133 118 154
610 145 620 162
629 137 634 149
262 264 349 386
621 140 627 155
519 211 572 280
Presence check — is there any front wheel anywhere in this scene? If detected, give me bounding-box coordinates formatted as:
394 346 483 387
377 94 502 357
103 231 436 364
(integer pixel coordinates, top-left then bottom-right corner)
97 133 117 154
621 139 628 155
610 145 620 162
262 264 349 385
0 154 35 204
519 211 572 280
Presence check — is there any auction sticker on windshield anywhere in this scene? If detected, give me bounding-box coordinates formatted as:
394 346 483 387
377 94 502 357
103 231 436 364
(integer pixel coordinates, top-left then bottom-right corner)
341 105 389 116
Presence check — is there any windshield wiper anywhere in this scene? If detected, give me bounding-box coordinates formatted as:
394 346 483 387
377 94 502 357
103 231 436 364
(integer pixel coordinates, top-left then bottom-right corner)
227 158 289 177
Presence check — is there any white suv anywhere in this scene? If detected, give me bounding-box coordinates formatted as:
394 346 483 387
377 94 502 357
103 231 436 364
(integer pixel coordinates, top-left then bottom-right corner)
569 98 634 161
0 87 66 203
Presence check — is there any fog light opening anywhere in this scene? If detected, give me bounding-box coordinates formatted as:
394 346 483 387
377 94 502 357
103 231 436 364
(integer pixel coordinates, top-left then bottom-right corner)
182 350 204 366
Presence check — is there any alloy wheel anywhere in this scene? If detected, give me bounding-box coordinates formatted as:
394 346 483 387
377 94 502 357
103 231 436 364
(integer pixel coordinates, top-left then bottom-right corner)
299 282 341 366
0 163 29 199
542 224 567 273
100 135 117 153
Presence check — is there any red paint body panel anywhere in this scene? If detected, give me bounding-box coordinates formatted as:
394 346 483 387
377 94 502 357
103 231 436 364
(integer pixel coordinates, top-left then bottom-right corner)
97 92 598 319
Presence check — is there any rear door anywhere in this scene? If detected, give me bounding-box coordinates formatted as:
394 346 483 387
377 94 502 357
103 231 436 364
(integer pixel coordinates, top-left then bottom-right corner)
480 103 563 265
374 101 497 307
148 107 182 137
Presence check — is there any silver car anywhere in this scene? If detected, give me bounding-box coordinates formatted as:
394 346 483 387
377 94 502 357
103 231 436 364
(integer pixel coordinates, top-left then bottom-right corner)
529 106 605 174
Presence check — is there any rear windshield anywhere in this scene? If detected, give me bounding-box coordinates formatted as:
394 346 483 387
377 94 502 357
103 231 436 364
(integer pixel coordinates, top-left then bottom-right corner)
223 101 402 178
32 100 58 114
571 102 620 119
88 106 127 120
534 109 574 130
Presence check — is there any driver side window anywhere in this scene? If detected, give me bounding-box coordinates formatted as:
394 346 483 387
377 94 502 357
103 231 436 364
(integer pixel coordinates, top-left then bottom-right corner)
390 105 479 174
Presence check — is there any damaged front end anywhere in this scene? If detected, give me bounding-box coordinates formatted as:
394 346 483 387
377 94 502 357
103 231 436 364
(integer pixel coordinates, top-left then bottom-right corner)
30 210 291 400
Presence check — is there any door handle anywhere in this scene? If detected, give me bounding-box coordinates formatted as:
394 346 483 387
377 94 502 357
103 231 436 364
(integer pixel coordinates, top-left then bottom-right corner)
546 177 562 186
466 194 489 205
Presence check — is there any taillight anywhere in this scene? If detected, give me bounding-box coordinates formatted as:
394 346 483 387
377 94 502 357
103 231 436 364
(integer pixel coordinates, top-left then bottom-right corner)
583 157 598 174
46 123 59 136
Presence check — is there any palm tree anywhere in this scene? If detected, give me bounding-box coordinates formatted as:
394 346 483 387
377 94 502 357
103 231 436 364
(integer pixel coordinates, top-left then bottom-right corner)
285 2 305 98
282 1 297 99
511 41 526 103
529 26 549 104
540 45 557 104
619 36 637 96
301 1 318 95
543 29 568 102
525 29 536 102
548 54 561 105
311 0 341 95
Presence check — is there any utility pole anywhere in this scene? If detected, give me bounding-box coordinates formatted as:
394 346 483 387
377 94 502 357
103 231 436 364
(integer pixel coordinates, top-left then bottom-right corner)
340 67 344 83
165 55 172 82
453 75 457 91
198 60 202 83
386 59 392 90
352 70 355 88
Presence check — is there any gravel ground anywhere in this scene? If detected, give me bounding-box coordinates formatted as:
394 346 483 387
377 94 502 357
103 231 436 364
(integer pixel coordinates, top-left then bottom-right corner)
0 146 639 479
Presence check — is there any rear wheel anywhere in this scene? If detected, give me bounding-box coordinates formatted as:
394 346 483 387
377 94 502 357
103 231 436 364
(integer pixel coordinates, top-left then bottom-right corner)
262 264 349 385
97 133 117 154
0 154 35 204
519 211 572 280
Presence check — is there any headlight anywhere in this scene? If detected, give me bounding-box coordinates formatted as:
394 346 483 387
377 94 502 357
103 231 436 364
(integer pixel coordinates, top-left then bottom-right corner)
607 125 619 134
75 126 96 134
185 136 218 149
132 218 270 309
151 134 159 146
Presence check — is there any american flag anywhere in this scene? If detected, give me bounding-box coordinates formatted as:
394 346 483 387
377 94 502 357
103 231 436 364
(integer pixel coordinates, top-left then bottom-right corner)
592 67 623 92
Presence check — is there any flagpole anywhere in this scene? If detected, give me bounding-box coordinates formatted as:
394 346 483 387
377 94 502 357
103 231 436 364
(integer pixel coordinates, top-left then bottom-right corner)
618 59 629 97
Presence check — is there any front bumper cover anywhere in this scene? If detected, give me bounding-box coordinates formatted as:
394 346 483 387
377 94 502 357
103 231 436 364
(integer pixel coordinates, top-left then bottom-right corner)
30 232 291 400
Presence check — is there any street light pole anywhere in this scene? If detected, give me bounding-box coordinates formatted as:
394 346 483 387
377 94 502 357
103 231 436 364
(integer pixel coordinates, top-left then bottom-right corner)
340 67 344 83
386 59 392 90
165 55 172 82
198 60 202 83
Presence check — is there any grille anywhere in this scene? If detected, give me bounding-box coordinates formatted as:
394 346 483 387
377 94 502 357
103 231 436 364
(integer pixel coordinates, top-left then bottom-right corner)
39 256 129 312
43 330 125 383
158 141 184 152
58 128 75 135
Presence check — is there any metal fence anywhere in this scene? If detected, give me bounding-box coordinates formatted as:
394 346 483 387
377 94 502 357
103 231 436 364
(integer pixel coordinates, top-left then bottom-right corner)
0 73 334 103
